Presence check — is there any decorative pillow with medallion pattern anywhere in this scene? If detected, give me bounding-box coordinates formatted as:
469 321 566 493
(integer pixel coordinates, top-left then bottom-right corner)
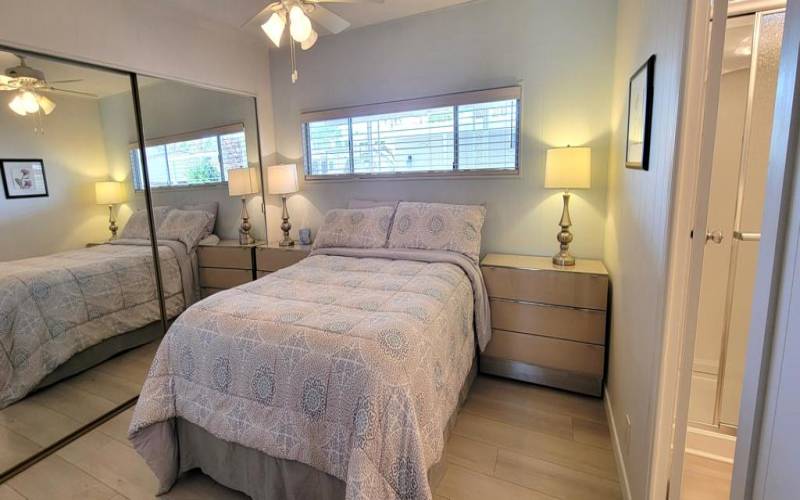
387 202 486 263
312 206 395 249
119 206 173 240
156 209 213 251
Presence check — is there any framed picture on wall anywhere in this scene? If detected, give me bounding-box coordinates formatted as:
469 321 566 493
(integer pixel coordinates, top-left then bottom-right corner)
625 55 655 170
1 159 49 199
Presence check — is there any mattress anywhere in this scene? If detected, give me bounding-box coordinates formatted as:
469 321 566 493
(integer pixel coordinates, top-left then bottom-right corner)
131 248 491 500
0 240 191 408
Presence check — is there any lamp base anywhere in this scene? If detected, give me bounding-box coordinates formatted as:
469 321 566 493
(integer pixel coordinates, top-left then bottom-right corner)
279 195 294 246
553 191 576 267
552 252 576 267
239 197 254 246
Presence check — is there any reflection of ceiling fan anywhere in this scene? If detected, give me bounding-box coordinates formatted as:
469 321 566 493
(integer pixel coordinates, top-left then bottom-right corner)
0 56 97 117
243 0 383 83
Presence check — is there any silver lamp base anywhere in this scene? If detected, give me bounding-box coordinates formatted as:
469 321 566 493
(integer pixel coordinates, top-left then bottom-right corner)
239 197 255 246
553 191 576 267
279 195 294 247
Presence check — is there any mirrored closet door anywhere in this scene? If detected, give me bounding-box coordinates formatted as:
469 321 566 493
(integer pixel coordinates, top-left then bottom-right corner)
133 75 266 303
0 49 164 477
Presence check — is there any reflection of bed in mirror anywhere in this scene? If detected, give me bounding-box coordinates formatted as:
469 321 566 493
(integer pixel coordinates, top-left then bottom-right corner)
0 202 217 408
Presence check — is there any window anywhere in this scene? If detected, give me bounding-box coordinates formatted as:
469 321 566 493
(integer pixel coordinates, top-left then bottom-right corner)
302 87 520 178
130 124 248 190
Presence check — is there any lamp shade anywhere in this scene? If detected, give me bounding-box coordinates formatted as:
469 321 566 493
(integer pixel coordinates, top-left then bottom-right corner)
544 147 591 189
95 181 126 205
267 164 299 195
228 167 260 197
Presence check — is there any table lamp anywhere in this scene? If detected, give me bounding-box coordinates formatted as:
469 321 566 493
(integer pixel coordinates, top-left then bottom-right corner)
228 167 260 245
267 164 299 247
95 181 126 240
544 146 591 266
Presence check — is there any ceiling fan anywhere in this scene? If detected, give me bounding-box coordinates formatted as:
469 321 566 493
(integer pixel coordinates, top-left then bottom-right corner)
0 56 97 118
243 0 383 83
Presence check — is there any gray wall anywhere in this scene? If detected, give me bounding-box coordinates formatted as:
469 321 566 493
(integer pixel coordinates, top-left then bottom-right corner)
0 94 113 260
268 0 617 258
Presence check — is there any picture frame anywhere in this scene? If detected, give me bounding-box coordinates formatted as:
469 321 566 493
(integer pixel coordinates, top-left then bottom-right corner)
1 159 49 199
625 55 655 170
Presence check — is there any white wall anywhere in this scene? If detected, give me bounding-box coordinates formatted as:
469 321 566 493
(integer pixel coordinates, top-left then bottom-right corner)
268 0 617 257
602 0 689 497
0 95 112 260
99 80 266 241
0 0 276 233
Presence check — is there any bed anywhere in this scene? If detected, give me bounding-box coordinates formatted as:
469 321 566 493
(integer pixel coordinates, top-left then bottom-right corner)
129 202 491 500
0 205 213 409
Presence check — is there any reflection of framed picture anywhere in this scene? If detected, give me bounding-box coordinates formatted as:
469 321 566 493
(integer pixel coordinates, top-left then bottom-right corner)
625 55 655 170
1 159 49 198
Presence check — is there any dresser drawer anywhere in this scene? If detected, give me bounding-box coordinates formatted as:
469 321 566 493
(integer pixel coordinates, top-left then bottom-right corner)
490 299 606 344
256 247 308 272
198 246 253 270
482 265 608 310
482 329 605 376
199 268 252 289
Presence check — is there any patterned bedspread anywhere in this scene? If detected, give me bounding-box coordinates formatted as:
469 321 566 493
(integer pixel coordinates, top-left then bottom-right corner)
130 249 489 500
0 243 186 408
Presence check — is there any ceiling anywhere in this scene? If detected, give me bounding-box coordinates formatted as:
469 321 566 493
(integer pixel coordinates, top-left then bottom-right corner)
163 0 475 38
0 50 133 98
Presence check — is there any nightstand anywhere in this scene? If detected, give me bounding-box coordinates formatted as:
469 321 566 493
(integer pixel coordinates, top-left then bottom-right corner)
197 240 263 297
255 242 312 278
480 254 609 396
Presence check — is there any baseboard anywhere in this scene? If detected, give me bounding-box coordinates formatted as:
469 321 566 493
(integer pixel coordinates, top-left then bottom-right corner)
604 386 633 500
685 425 736 464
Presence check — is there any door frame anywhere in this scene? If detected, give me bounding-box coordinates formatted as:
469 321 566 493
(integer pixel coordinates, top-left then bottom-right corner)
650 0 799 498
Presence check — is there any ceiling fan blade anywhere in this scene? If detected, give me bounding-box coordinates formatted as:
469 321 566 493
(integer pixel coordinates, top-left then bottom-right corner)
240 2 280 28
0 75 13 84
44 87 98 98
48 79 83 84
308 5 350 34
0 85 15 91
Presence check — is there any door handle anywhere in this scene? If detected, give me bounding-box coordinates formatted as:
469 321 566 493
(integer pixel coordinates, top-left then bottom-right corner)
705 230 724 244
733 231 761 241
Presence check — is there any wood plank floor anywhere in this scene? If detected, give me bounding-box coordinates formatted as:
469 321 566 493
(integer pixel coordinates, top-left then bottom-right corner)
0 341 159 475
681 454 733 500
1 374 621 500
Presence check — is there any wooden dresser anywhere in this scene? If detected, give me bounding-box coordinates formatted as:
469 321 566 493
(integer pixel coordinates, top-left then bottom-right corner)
197 240 262 297
480 253 609 396
255 242 312 278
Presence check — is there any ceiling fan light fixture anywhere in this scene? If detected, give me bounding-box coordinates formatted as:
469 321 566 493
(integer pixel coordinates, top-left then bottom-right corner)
37 94 56 115
301 28 318 50
21 91 40 113
262 11 286 47
289 5 313 43
9 94 28 116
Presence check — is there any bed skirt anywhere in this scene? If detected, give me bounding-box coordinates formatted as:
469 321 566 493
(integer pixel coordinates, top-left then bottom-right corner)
33 321 164 391
160 355 477 499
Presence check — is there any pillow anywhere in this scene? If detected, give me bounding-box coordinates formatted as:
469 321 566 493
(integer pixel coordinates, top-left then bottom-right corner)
348 199 399 210
156 209 213 250
119 206 173 240
182 202 218 238
312 206 395 250
387 202 486 262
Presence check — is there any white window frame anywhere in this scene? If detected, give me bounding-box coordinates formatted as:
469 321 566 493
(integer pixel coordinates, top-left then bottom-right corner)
129 123 247 191
300 87 522 180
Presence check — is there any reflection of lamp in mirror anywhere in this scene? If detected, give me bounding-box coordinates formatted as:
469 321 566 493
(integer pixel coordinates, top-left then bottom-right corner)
95 181 126 240
267 164 299 247
228 167 260 245
544 146 591 266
